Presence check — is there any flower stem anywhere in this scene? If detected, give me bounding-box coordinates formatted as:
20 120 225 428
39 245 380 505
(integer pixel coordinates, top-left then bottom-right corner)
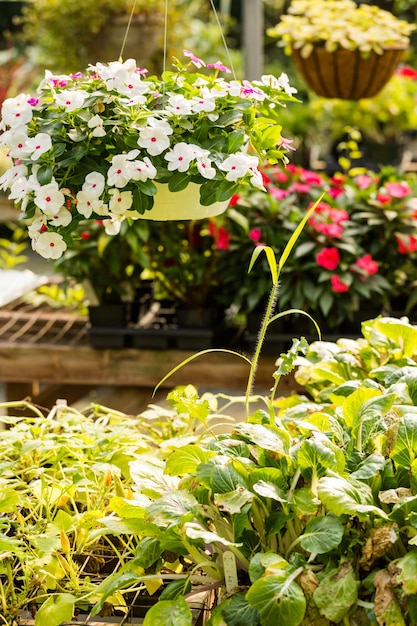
245 282 278 419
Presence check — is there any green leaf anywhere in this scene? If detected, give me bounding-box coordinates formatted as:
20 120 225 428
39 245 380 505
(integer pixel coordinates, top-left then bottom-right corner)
233 422 290 456
390 415 417 469
299 515 344 554
317 473 387 520
396 551 417 595
91 572 141 616
142 597 193 626
248 245 278 285
215 487 254 514
350 453 386 479
148 491 198 523
210 591 260 626
36 164 53 185
134 537 162 569
165 446 215 476
313 562 358 622
246 570 306 626
35 593 75 626
184 522 240 547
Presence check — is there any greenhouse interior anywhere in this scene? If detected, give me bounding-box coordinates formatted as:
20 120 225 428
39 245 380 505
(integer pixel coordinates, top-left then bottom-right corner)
1 0 417 624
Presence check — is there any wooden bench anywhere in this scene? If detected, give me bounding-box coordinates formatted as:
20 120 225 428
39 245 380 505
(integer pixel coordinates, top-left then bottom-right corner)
0 301 304 413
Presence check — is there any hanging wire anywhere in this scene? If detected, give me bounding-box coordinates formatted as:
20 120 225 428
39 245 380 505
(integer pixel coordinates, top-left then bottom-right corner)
118 0 138 62
119 0 236 80
208 0 237 79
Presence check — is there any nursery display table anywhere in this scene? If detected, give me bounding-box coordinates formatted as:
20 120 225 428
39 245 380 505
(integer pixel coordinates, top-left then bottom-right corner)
0 301 302 410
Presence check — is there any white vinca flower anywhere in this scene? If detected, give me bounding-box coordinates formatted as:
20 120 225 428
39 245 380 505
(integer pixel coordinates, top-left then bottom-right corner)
1 94 33 128
108 188 133 215
166 94 193 116
165 142 198 173
128 156 157 182
218 153 259 182
87 115 106 137
2 130 30 159
137 118 173 156
103 215 123 236
26 133 53 160
107 151 139 187
0 164 28 191
34 183 66 215
33 231 67 259
55 90 88 111
48 207 73 227
82 172 106 197
76 190 105 218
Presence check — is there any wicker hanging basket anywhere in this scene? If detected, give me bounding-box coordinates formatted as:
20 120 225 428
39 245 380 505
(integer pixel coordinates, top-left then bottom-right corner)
291 46 406 100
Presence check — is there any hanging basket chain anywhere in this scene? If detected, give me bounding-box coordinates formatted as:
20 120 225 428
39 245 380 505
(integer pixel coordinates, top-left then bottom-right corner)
118 0 236 80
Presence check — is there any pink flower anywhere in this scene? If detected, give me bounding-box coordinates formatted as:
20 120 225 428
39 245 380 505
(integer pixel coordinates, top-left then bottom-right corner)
207 61 231 73
289 181 311 194
397 235 417 254
269 187 289 200
385 181 411 198
183 50 206 68
377 193 391 205
208 223 230 249
315 223 344 238
331 275 349 293
396 66 417 79
228 194 240 207
328 186 344 199
301 170 323 185
355 174 373 189
249 228 262 243
354 254 378 275
273 170 289 183
316 247 340 270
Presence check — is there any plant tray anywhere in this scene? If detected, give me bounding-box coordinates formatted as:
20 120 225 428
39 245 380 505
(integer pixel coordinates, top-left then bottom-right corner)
18 589 215 625
88 326 216 350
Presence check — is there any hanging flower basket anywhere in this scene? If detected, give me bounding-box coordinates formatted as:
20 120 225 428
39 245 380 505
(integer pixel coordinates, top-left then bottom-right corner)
0 51 298 260
137 182 229 220
290 46 406 100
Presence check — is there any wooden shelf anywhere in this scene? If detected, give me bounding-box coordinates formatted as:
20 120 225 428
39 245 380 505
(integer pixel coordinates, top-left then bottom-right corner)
0 302 304 410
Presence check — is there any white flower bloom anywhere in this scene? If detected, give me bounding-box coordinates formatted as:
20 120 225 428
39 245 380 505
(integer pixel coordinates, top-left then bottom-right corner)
165 142 197 173
25 133 53 160
33 231 67 259
108 188 133 215
218 153 259 181
137 118 173 156
55 90 88 111
166 94 193 116
196 156 216 179
0 164 28 191
107 151 139 187
103 216 123 236
82 172 106 196
191 89 216 113
48 206 72 227
2 130 30 158
87 115 106 137
249 167 265 190
1 94 33 129
34 183 65 215
28 215 47 237
256 73 298 96
8 176 30 202
76 190 105 217
128 156 157 182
